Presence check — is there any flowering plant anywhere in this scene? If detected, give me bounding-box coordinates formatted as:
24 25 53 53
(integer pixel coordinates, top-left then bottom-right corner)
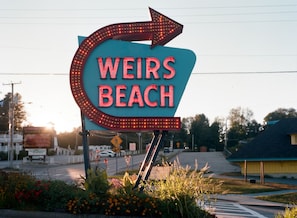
15 180 49 205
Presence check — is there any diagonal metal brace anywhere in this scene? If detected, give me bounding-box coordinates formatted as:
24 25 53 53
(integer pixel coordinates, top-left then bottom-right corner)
133 130 167 189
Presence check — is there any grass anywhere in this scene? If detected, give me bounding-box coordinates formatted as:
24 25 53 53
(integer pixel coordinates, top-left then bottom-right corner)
215 174 297 204
219 177 297 194
257 193 297 204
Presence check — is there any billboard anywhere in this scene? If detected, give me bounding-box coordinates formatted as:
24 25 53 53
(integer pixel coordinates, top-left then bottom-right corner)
23 127 54 148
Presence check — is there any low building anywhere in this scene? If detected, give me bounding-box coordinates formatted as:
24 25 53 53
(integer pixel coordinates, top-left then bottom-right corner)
228 118 297 178
0 133 23 153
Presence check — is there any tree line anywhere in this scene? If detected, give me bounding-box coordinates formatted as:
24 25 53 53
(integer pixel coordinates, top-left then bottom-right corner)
1 92 297 151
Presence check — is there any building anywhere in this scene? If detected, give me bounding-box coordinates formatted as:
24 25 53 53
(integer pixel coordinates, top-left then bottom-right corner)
228 118 297 178
0 133 23 153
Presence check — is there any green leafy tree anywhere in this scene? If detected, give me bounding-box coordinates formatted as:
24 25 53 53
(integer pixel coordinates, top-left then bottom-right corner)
0 92 26 133
227 107 258 147
57 128 81 149
209 119 224 151
190 114 210 149
264 108 297 122
174 119 191 148
246 119 262 138
180 114 223 151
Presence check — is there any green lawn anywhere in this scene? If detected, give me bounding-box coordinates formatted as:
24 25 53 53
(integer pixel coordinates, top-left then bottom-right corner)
219 178 296 194
217 177 297 204
257 193 297 204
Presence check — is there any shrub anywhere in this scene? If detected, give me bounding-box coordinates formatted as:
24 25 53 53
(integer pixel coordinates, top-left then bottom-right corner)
14 180 49 210
0 161 218 217
276 206 297 218
143 160 222 218
81 168 110 196
104 172 163 217
0 170 81 212
18 150 28 159
67 168 111 214
74 149 83 155
67 192 104 214
0 151 8 161
103 193 163 217
0 170 36 209
38 180 80 211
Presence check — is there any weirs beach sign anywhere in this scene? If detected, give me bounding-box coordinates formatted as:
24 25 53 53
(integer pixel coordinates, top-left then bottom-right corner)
70 8 196 131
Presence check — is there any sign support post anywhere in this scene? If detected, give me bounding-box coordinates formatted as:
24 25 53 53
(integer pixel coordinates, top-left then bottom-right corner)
80 110 90 178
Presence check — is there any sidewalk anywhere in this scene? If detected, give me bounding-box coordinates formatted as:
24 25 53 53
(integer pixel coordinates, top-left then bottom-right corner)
214 188 297 210
214 173 297 208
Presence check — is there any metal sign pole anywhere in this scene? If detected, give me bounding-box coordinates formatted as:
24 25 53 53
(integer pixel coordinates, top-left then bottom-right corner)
80 110 90 178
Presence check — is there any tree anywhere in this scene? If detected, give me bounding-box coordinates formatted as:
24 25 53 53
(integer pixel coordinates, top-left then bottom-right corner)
209 118 224 151
264 108 297 122
226 107 258 147
0 92 26 133
174 120 189 148
179 114 224 151
178 117 194 148
228 107 253 129
190 114 210 149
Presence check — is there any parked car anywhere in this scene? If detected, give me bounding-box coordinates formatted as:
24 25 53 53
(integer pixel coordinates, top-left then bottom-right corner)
98 150 116 157
164 147 170 153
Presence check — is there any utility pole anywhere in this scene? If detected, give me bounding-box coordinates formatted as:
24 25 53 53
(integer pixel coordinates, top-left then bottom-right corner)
3 81 21 168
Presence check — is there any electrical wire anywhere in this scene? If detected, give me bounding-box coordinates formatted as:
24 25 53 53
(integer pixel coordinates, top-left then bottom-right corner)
0 71 297 76
1 4 297 11
193 70 297 75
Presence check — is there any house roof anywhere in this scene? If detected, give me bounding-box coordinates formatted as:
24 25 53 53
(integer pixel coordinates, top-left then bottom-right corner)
228 118 297 162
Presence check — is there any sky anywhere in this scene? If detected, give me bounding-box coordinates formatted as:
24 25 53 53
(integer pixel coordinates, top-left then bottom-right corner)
0 0 297 133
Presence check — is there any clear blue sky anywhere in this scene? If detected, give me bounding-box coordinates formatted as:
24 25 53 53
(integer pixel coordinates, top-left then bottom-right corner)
1 0 297 132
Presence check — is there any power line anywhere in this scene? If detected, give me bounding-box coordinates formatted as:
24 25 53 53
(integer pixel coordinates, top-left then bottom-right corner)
193 70 297 75
1 10 297 19
0 70 297 76
1 4 297 11
1 19 297 25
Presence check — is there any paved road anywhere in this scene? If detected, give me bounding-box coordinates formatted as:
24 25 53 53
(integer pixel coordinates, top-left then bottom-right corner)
2 154 147 183
174 151 241 174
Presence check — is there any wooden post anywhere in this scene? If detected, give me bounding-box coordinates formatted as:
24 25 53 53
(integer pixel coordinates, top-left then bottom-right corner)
244 160 247 182
260 161 265 184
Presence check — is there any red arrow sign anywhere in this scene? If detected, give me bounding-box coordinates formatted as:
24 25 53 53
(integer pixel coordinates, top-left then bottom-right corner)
70 8 183 130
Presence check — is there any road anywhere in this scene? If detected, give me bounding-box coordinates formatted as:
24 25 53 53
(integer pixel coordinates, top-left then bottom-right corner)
13 154 147 184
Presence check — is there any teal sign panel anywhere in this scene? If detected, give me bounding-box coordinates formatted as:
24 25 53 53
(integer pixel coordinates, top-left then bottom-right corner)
78 37 196 130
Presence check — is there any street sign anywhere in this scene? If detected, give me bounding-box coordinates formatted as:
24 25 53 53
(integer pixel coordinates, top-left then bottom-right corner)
111 135 122 152
111 135 123 147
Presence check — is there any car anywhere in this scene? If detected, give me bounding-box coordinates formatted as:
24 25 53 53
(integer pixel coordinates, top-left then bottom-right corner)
164 147 170 153
98 150 116 157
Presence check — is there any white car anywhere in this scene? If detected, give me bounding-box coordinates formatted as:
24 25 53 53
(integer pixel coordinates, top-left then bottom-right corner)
98 150 116 157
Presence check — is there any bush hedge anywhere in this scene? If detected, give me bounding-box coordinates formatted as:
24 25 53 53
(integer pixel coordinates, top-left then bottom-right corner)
0 163 218 217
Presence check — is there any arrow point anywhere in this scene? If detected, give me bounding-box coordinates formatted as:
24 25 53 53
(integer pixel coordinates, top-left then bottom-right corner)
149 7 183 48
